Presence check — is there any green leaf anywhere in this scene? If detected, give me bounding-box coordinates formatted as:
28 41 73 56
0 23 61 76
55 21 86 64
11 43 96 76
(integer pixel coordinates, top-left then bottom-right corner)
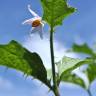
56 56 93 88
56 56 93 85
0 40 50 87
86 62 96 83
57 56 92 76
61 71 86 88
72 43 94 56
72 43 96 84
47 69 52 80
41 0 76 27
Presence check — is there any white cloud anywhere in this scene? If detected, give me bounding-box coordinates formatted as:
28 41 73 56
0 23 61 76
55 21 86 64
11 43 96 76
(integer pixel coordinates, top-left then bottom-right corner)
23 35 77 69
23 35 90 90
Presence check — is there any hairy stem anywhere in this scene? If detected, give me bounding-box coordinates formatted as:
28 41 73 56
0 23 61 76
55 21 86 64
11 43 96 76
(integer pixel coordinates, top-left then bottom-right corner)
50 27 60 96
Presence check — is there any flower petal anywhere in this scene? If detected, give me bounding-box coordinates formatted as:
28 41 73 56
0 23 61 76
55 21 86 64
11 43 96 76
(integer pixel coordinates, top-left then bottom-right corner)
30 25 43 39
22 18 34 25
41 22 44 27
28 5 39 17
22 17 42 25
37 25 43 39
30 27 37 33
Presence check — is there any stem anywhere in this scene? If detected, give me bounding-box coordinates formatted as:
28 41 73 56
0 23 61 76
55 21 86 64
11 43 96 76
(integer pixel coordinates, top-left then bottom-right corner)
49 0 60 95
50 27 60 96
87 89 92 96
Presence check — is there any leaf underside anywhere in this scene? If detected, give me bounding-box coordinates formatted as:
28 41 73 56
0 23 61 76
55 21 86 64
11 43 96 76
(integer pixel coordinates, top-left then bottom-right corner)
56 56 93 86
61 71 86 88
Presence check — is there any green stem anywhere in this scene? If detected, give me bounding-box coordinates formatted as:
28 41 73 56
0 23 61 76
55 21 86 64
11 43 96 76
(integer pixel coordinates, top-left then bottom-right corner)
87 89 92 96
49 0 60 95
50 27 60 96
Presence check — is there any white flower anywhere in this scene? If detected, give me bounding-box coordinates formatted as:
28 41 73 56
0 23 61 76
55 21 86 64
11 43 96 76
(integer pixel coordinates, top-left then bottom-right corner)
22 5 45 39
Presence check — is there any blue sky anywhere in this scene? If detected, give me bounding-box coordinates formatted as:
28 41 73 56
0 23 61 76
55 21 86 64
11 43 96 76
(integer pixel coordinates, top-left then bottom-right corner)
0 0 96 96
